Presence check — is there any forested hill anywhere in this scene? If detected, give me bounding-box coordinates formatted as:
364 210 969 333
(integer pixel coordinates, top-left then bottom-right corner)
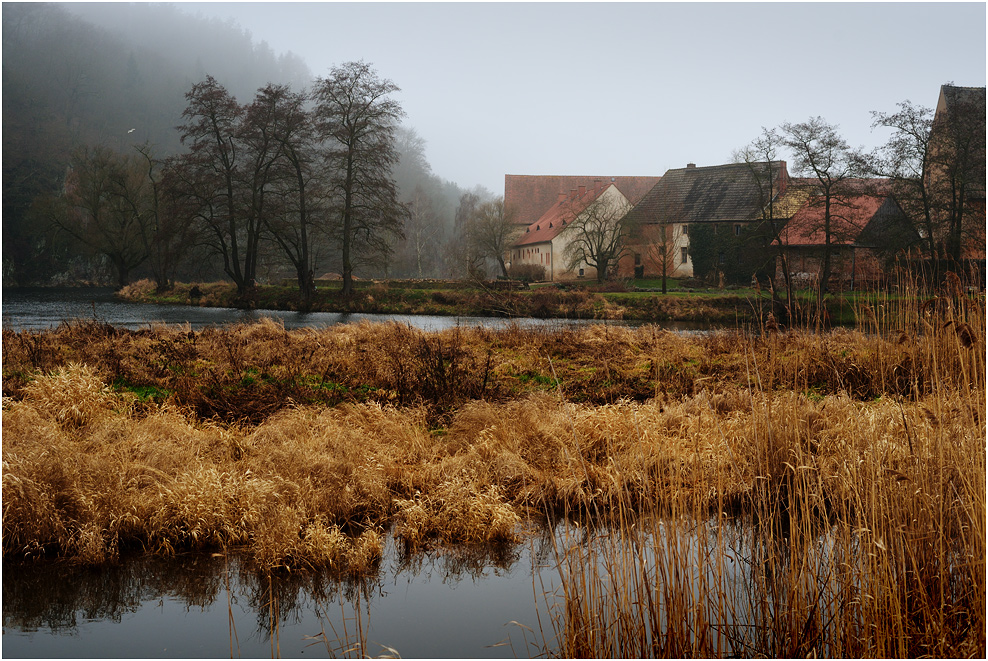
2 2 311 284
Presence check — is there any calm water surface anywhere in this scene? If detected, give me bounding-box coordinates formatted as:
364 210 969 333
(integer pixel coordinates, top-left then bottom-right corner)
3 519 781 659
3 535 558 659
1 287 715 333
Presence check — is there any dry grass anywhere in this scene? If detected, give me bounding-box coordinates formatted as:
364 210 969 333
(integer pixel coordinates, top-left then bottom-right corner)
2 278 983 656
539 276 985 658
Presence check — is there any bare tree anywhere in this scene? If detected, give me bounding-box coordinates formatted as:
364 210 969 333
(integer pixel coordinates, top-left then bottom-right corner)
465 198 520 278
400 185 444 278
928 87 986 265
870 102 937 260
56 144 152 287
781 117 866 294
445 191 484 278
563 192 634 284
641 221 679 294
246 83 322 306
735 127 797 320
313 61 407 297
174 76 261 300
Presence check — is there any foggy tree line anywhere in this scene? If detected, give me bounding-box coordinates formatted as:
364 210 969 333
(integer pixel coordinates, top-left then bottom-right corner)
2 2 312 285
2 3 494 289
39 64 511 301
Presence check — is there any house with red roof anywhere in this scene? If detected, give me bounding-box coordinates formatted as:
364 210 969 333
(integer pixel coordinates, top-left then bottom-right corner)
508 183 631 281
504 174 660 229
778 193 918 289
618 161 791 280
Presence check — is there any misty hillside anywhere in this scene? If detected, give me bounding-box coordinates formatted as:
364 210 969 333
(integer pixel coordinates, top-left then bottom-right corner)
2 2 487 286
2 2 311 283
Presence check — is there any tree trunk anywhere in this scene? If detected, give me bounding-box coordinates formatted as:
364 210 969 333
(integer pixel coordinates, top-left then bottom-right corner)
115 261 130 289
298 267 314 310
497 257 508 278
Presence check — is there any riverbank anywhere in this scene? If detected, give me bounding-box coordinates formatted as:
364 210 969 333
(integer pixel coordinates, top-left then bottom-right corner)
116 278 860 325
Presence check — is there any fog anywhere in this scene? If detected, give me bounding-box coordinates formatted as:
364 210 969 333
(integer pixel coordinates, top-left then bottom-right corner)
59 2 987 194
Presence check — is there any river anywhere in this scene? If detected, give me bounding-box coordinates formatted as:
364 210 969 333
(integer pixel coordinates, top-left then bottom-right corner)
0 287 718 333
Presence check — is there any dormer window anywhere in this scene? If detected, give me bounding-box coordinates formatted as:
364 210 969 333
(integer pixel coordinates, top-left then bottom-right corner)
549 222 553 228
536 225 540 231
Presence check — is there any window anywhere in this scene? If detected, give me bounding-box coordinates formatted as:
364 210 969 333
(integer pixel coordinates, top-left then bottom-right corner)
734 224 742 236
718 252 726 265
681 247 688 264
681 224 689 236
578 268 585 278
634 253 642 266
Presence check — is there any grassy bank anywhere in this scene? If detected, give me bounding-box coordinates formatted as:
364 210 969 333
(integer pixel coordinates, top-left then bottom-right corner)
116 278 818 324
3 283 984 656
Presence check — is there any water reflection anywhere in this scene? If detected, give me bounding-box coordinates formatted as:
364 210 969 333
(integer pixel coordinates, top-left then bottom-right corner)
3 535 553 659
3 515 863 658
3 554 227 633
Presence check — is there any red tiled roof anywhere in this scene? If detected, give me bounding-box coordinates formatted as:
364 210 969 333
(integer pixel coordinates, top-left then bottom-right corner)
513 184 615 247
504 174 661 227
781 195 888 246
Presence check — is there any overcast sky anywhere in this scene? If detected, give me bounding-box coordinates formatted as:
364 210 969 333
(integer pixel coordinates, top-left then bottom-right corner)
177 1 985 195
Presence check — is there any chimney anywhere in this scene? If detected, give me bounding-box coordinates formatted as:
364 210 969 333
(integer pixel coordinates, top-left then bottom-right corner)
558 191 568 202
686 163 697 169
570 188 578 199
578 185 586 196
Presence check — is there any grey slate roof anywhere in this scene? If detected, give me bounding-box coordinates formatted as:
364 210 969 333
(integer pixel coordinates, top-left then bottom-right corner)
624 161 786 226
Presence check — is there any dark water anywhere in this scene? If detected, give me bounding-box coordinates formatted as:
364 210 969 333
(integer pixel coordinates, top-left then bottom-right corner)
0 287 714 333
3 518 783 659
3 535 558 659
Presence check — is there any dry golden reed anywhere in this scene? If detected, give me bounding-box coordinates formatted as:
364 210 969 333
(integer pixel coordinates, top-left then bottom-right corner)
540 276 985 658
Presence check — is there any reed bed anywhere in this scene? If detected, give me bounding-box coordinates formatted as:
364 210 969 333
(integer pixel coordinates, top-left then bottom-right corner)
2 278 984 656
540 278 985 658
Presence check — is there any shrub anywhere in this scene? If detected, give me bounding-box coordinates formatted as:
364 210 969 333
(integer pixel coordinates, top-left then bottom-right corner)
509 263 546 282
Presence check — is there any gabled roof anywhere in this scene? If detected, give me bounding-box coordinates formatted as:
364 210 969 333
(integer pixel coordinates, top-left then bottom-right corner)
504 174 660 227
513 183 617 247
780 194 909 247
624 161 788 225
937 84 986 115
